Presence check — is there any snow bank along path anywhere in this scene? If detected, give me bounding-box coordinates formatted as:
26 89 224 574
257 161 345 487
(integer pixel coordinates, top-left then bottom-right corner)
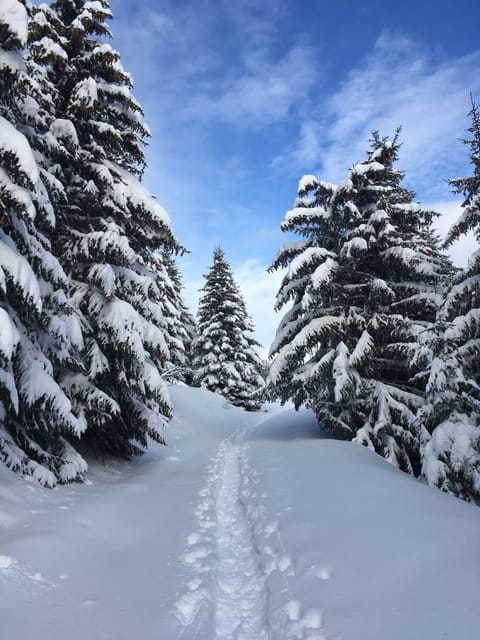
175 419 325 640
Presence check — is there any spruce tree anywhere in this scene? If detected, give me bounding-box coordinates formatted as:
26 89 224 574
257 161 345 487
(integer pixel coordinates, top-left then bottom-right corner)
159 249 196 384
268 131 451 474
418 99 480 502
28 0 179 458
0 0 87 485
193 248 264 410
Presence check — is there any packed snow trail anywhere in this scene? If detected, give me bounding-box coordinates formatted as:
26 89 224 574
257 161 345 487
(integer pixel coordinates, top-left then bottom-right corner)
175 427 272 639
214 439 269 640
175 421 326 640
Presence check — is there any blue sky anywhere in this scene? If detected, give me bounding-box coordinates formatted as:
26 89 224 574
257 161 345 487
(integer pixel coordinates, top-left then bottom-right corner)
110 0 480 352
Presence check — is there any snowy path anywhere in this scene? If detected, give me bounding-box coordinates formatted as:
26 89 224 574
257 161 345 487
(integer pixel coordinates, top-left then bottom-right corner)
214 439 269 639
3 386 479 640
175 427 271 639
175 424 326 640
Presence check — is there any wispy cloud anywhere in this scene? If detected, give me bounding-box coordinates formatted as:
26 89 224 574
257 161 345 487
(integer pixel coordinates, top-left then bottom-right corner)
218 0 288 50
181 45 317 128
273 119 322 169
275 32 480 201
114 0 318 131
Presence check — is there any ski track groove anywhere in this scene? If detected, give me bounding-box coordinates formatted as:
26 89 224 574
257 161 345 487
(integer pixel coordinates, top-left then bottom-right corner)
214 438 269 640
174 420 326 640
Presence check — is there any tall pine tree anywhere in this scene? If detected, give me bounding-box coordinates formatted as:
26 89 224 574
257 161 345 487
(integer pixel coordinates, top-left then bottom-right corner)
0 0 87 485
28 0 180 458
268 131 451 474
193 248 264 410
418 99 480 502
158 249 196 384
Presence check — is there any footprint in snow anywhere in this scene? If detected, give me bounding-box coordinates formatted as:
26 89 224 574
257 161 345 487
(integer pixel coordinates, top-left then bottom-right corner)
183 546 211 564
264 520 278 536
175 587 211 626
0 555 55 589
316 567 331 580
82 599 98 608
0 555 17 571
278 553 295 575
285 600 325 639
187 578 202 591
194 501 210 517
307 564 331 580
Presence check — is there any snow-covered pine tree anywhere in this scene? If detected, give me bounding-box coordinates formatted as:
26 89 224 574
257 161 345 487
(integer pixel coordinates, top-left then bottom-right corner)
179 301 197 385
417 99 480 502
28 0 180 458
0 0 87 485
193 247 264 410
268 131 452 474
266 175 337 408
159 249 196 384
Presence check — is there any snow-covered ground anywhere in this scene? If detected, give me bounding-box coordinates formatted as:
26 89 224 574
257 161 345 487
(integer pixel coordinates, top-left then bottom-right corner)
1 385 479 640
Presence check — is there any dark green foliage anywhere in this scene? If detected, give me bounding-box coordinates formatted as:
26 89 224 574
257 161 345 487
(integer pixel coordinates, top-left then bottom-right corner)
268 131 452 474
24 0 182 459
159 250 197 384
417 99 480 502
0 0 87 485
193 248 264 410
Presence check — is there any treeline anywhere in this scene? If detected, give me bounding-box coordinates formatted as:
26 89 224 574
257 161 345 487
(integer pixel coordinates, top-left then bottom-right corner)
267 122 480 504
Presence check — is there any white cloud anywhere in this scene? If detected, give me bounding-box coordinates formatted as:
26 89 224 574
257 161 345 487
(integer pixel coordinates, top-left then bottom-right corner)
218 0 287 50
181 45 317 129
114 1 317 132
276 32 480 201
272 119 322 169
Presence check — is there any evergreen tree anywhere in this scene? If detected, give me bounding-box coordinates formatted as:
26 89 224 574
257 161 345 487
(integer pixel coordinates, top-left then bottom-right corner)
193 248 264 410
418 99 480 502
159 249 196 384
268 131 451 474
28 0 180 458
179 302 197 385
0 0 87 485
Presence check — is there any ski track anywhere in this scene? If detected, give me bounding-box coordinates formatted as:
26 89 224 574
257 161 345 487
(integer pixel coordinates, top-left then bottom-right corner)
174 422 326 640
214 439 269 640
